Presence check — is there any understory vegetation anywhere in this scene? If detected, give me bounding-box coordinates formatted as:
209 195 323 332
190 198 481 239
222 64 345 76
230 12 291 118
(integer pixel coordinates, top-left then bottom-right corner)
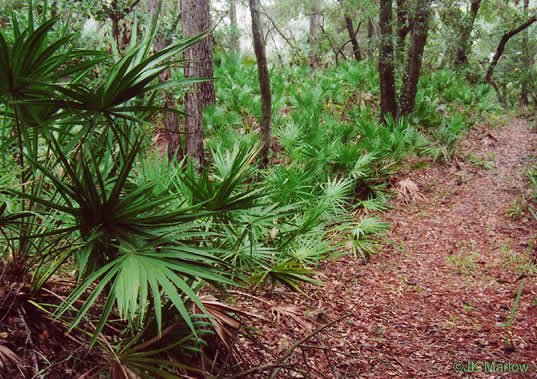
0 2 532 377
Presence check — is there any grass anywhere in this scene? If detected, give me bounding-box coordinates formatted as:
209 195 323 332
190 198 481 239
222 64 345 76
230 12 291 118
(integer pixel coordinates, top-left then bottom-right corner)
447 243 480 276
506 198 527 220
501 242 537 275
465 153 496 170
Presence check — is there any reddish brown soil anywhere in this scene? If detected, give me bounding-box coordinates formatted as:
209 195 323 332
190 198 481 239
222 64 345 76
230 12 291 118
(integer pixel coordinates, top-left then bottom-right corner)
226 119 537 378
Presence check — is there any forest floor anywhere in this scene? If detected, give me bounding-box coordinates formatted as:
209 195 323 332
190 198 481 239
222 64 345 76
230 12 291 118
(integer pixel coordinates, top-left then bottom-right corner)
228 117 537 378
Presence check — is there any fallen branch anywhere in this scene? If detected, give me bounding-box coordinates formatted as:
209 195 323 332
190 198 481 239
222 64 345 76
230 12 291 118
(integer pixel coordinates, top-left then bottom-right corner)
223 313 351 378
269 312 352 378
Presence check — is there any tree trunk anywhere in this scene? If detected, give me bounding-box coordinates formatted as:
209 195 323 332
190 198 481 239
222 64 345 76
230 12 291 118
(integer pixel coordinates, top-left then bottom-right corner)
148 0 183 162
398 0 430 117
486 15 537 85
379 0 397 121
453 0 481 67
309 0 322 68
181 0 216 168
519 0 530 106
107 0 138 53
344 14 362 61
395 0 410 64
248 0 272 167
229 0 240 54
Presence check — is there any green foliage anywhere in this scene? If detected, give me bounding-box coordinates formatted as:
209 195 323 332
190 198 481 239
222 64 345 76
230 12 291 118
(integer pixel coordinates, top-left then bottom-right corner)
0 12 245 356
335 216 390 261
0 2 508 374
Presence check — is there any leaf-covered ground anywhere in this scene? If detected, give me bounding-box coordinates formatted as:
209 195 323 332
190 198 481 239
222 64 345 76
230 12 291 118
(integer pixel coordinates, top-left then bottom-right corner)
227 118 537 378
2 118 536 378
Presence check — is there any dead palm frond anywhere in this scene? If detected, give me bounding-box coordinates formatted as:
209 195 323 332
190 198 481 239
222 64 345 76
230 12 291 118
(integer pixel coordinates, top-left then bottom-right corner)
395 178 424 204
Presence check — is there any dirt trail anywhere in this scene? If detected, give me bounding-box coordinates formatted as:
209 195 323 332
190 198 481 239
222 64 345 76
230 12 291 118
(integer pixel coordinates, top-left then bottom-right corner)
232 119 537 377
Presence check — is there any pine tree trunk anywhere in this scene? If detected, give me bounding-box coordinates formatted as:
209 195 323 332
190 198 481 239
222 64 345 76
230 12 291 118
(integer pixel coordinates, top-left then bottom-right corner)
181 0 216 168
453 0 481 67
249 0 272 167
229 0 240 54
399 0 430 117
379 0 397 121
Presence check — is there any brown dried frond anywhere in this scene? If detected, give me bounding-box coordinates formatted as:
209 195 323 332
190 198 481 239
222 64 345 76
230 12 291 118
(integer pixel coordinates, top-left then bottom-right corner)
395 178 424 204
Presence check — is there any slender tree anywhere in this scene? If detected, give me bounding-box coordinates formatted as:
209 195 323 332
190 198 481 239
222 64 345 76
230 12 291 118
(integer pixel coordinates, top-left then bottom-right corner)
181 0 216 168
309 0 322 68
486 13 537 105
342 3 362 61
229 0 240 54
399 0 430 117
379 0 397 120
453 0 481 67
519 0 530 106
379 0 431 120
249 0 272 167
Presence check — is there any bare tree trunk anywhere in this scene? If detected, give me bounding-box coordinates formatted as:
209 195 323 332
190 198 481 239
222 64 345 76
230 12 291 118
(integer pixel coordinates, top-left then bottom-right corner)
344 14 362 61
379 0 397 121
398 0 430 117
519 0 530 106
229 0 240 54
181 0 216 168
453 0 481 67
309 0 322 68
107 0 139 53
249 0 272 167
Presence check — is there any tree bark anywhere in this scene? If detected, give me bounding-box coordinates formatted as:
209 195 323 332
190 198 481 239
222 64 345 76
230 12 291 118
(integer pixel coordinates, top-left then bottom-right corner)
309 0 322 68
181 0 216 168
486 15 537 85
379 0 397 121
229 0 240 54
398 0 430 117
249 0 272 167
344 14 362 61
395 0 410 64
453 0 481 67
519 0 530 106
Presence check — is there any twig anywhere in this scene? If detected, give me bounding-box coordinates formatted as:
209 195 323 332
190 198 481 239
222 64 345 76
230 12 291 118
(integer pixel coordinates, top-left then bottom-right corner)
228 289 273 306
259 6 305 62
269 313 352 379
224 313 351 378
